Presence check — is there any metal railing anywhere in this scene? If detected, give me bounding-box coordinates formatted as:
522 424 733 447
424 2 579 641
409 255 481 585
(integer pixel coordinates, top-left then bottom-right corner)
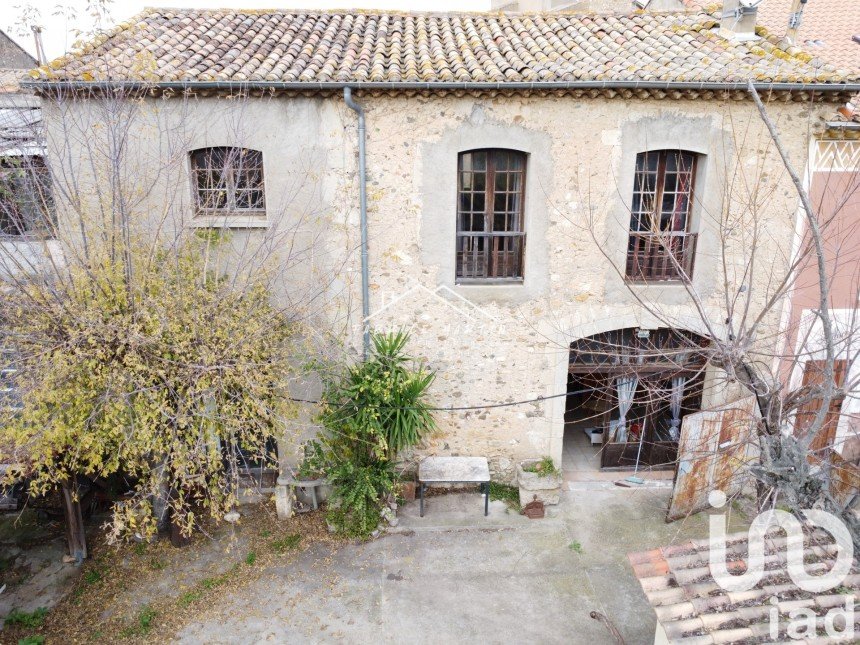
456 232 525 281
626 232 697 282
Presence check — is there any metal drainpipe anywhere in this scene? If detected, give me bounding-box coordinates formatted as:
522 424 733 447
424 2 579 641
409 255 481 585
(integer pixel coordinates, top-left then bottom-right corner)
343 87 370 359
786 0 808 44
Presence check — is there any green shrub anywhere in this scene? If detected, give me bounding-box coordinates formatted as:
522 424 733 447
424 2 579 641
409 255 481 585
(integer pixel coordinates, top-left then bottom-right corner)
489 482 520 510
325 461 395 537
4 608 48 629
270 534 302 554
523 456 559 477
18 636 45 645
319 331 435 538
178 591 202 607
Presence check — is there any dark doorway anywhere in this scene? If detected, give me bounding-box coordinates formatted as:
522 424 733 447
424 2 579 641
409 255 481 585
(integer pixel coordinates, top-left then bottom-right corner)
564 328 709 471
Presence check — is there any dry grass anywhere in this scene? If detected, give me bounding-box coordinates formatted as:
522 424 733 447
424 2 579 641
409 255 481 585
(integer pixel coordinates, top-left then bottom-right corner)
2 504 343 643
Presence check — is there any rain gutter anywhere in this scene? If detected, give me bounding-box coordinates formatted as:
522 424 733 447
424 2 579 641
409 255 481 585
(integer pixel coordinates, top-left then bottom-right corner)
19 80 860 94
343 87 370 360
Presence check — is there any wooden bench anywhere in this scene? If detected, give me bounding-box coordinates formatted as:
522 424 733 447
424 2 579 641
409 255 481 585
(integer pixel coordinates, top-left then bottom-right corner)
418 456 491 517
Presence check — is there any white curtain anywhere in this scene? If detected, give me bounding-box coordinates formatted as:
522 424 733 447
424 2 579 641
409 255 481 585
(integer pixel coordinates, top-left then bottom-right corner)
615 376 638 443
669 375 686 441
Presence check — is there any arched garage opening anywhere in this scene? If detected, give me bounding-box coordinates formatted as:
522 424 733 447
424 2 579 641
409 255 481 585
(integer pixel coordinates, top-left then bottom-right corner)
563 327 709 473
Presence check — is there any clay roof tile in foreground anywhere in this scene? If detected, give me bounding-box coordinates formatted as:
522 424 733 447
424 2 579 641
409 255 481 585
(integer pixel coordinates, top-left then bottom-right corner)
24 8 860 91
629 529 860 643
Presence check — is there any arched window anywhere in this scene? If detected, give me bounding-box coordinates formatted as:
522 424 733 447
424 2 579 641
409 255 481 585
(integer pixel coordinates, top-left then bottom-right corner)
190 147 265 214
457 149 526 282
626 150 698 281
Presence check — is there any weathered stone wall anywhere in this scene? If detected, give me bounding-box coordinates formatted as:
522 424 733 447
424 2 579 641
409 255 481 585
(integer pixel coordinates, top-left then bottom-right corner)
353 94 825 479
41 91 830 480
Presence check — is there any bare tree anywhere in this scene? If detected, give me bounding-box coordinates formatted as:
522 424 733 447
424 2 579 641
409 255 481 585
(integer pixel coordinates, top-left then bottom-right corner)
555 89 860 546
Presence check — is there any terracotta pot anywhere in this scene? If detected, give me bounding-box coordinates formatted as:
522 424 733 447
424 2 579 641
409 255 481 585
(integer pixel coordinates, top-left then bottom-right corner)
400 481 416 502
522 498 545 519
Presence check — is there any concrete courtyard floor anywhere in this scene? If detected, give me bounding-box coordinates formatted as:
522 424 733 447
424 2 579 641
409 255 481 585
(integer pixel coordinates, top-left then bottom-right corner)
177 488 746 644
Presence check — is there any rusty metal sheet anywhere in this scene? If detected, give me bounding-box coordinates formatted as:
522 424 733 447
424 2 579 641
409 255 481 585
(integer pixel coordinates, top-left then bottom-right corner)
666 397 758 522
828 452 860 508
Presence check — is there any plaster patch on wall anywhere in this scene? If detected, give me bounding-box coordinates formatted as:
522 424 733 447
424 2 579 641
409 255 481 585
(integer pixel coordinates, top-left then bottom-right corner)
601 129 621 146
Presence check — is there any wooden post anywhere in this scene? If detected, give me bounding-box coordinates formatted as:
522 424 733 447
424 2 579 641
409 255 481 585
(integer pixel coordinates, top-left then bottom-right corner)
60 478 87 561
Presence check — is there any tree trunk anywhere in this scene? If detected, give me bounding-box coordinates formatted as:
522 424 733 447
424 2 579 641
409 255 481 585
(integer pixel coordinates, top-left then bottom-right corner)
169 510 191 548
61 478 87 562
167 488 190 548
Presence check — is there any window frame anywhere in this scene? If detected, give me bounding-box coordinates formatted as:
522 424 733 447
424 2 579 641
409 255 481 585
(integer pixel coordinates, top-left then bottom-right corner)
189 147 267 226
0 155 55 238
455 148 527 284
625 149 699 283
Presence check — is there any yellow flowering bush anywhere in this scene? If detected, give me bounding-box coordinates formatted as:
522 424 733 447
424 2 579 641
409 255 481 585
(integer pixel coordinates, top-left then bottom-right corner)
0 238 299 540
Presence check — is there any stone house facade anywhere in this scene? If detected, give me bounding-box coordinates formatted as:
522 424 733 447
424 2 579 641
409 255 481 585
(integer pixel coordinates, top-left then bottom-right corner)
22 7 860 480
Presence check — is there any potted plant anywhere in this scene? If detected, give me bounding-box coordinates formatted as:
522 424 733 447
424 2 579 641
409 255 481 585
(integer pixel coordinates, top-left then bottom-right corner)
516 456 562 506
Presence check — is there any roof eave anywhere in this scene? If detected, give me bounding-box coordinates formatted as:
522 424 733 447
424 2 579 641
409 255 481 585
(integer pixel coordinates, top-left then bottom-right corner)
824 121 860 131
18 79 860 95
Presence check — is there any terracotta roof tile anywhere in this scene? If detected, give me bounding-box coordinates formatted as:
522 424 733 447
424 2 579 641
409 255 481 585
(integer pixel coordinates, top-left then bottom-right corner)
28 8 859 86
680 0 859 72
756 0 859 72
0 68 25 93
629 529 860 644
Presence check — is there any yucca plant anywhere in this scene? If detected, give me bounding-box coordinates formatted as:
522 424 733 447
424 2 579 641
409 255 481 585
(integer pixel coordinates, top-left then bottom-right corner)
319 330 435 536
323 330 436 460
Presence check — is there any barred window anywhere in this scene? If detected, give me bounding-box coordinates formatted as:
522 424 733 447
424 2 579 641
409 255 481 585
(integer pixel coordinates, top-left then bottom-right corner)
0 346 20 412
626 150 698 282
456 149 526 282
190 147 265 214
630 150 697 234
0 156 53 237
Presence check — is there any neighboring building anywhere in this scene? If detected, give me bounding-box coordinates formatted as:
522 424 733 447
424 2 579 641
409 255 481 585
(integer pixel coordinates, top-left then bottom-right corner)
0 28 41 510
751 0 858 71
0 28 51 253
0 29 36 71
19 7 860 485
761 0 860 464
491 0 686 12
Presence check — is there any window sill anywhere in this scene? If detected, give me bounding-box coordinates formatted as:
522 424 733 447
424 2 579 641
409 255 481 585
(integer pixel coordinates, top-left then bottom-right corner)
189 214 268 229
455 279 524 286
624 278 690 285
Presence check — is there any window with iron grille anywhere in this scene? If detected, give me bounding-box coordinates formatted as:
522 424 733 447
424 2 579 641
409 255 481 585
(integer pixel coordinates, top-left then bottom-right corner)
626 150 698 282
456 149 526 282
0 156 54 237
0 345 21 412
190 147 265 215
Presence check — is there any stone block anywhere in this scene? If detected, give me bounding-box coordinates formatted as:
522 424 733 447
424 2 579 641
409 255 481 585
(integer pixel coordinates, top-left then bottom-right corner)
517 460 562 506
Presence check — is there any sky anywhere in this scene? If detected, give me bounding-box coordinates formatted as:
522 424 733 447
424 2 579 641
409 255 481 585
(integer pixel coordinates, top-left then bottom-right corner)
3 0 490 61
